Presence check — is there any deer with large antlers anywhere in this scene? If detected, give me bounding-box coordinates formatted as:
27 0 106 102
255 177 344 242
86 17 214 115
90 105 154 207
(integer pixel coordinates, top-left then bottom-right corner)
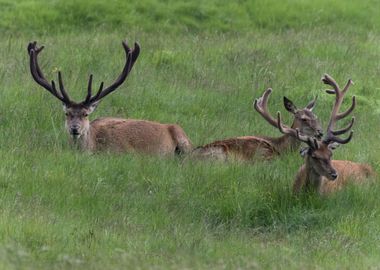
277 74 374 194
190 88 323 161
27 41 192 155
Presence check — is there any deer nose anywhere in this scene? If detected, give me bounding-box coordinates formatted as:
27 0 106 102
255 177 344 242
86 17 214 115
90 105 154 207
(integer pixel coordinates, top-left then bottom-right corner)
70 126 80 135
330 172 338 180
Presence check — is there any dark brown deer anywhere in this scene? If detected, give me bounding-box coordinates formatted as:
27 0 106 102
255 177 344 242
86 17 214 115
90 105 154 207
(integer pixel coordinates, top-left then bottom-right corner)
276 74 374 194
190 88 323 161
27 41 192 155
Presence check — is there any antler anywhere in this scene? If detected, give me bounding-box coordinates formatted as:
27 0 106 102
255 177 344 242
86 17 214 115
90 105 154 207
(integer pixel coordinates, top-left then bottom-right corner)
27 41 72 104
321 74 355 144
276 111 319 149
83 41 140 105
253 88 285 128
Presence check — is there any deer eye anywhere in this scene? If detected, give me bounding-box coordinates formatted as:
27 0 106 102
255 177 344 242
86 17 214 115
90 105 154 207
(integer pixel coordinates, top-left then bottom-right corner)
65 113 69 116
83 113 89 117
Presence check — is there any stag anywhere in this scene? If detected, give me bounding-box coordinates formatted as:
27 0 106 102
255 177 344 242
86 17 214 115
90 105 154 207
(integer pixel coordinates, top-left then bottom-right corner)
190 88 323 161
276 74 374 194
27 41 192 155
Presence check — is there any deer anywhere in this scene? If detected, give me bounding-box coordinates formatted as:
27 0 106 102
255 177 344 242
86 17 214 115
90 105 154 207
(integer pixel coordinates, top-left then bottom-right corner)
189 88 323 162
276 74 374 194
27 41 192 155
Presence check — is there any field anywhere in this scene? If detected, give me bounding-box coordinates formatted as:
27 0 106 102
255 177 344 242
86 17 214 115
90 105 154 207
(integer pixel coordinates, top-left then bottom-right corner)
1 0 380 269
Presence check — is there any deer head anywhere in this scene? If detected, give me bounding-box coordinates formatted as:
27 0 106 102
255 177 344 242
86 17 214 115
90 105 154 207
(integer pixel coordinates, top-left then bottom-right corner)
278 74 355 180
254 88 323 138
27 41 140 139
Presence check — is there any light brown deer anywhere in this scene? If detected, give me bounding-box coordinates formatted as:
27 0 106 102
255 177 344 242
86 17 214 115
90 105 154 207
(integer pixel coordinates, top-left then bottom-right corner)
276 74 374 194
190 88 323 161
27 41 192 155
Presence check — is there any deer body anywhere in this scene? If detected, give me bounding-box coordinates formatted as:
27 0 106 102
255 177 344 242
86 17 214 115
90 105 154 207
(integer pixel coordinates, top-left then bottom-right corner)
191 136 279 161
190 89 322 162
191 131 301 162
76 117 191 154
28 41 192 156
294 160 374 194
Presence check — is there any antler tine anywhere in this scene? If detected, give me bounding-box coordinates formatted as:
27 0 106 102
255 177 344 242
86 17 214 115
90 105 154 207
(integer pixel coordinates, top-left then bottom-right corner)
28 42 72 104
322 74 340 94
326 130 354 145
336 96 356 120
342 78 354 93
254 88 282 128
27 41 45 78
276 110 319 149
276 112 297 137
88 41 140 104
87 81 105 104
322 74 355 144
123 41 140 63
85 74 93 103
57 72 71 103
276 111 311 142
332 117 355 136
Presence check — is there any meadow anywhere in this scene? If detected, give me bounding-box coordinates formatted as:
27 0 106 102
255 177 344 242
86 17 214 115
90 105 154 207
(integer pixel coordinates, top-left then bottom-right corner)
1 0 380 269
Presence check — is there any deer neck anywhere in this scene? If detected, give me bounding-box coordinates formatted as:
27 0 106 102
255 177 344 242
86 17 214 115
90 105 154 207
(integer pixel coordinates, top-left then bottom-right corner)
71 126 95 152
263 120 300 153
304 157 322 191
265 134 300 154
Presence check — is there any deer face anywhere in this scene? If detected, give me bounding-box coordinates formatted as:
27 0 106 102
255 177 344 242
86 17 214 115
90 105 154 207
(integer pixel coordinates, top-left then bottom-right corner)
305 143 338 180
63 103 97 138
283 97 323 139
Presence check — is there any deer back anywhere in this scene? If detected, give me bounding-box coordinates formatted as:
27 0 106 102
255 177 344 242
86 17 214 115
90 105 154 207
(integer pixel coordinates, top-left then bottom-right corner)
190 136 279 162
88 118 192 155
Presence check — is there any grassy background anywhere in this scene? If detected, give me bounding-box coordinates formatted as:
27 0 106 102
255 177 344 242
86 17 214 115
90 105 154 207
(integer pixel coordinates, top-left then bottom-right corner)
1 0 380 269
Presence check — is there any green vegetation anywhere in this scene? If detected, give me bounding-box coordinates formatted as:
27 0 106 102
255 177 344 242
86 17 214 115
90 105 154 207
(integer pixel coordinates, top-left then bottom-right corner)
0 0 380 269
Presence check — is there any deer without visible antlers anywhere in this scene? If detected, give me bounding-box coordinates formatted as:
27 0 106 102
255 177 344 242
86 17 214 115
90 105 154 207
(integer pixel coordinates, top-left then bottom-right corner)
190 88 323 161
27 41 192 155
277 74 374 194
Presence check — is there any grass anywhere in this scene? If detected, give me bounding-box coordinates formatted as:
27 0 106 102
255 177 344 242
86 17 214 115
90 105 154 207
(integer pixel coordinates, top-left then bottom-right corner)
1 0 380 269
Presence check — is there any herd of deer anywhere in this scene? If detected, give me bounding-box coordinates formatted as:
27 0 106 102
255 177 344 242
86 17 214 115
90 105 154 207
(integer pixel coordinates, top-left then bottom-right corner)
27 40 375 195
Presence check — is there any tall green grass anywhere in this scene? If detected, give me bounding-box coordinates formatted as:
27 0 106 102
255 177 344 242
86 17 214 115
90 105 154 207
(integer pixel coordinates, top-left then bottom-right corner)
2 0 380 34
0 1 380 269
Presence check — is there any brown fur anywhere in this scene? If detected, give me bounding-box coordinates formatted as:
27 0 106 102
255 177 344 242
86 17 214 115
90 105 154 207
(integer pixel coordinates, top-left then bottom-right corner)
77 117 192 155
190 136 280 162
292 74 375 194
294 160 375 195
28 41 192 156
190 90 322 162
293 144 375 194
190 119 312 162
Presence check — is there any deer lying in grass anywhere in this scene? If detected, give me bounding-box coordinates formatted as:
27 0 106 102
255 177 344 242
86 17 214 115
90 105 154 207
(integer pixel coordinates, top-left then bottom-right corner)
190 88 323 161
276 74 374 194
27 41 192 155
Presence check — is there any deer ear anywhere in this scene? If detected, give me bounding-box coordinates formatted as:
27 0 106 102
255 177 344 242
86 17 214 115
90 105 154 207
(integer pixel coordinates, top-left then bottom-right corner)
88 101 100 114
283 97 297 113
305 95 318 111
328 142 340 150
